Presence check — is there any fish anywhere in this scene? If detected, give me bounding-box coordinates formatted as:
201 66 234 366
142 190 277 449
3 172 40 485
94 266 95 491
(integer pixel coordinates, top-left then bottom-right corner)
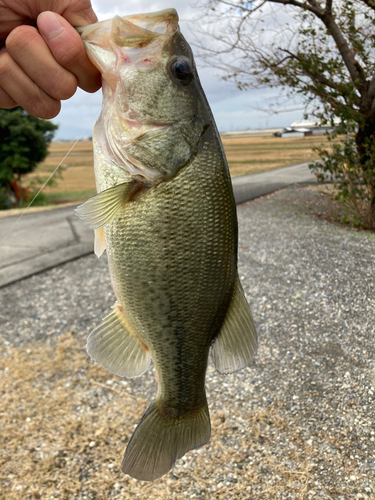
75 8 257 482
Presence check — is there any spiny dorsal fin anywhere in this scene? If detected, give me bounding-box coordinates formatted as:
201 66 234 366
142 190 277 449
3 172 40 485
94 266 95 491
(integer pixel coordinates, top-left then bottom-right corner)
211 276 257 374
87 303 151 378
75 181 134 230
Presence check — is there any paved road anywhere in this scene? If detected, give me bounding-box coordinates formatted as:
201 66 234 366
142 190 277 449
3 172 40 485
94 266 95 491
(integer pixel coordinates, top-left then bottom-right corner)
0 206 93 288
232 161 315 204
0 162 316 288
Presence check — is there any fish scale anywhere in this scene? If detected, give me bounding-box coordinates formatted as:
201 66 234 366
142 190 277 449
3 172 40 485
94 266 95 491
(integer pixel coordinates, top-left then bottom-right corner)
75 8 257 481
104 127 237 407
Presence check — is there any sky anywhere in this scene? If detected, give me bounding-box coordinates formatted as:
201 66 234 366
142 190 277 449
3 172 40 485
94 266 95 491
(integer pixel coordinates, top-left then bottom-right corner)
51 0 305 140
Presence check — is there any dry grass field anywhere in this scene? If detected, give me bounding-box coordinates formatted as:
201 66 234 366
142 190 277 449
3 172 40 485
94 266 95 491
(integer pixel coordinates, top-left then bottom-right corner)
24 134 331 205
0 330 331 500
221 135 324 177
25 141 97 205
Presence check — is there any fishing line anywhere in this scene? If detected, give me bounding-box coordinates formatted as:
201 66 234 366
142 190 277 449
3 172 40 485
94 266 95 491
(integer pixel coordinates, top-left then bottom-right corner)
0 128 92 247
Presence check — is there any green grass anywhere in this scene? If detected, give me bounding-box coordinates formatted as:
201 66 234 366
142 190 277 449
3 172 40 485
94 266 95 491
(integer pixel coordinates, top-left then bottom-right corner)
228 159 291 165
47 150 93 155
223 144 319 152
40 162 94 169
30 189 97 206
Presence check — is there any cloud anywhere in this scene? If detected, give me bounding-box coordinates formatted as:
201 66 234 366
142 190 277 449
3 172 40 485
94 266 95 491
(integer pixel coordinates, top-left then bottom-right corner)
92 0 194 23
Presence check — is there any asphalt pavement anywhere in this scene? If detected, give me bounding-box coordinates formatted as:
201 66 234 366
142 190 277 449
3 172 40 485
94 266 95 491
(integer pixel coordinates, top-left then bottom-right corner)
231 161 316 203
0 162 316 288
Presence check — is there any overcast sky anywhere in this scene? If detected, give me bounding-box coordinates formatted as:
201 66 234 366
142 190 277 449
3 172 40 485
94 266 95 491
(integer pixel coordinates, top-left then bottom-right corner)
51 0 304 140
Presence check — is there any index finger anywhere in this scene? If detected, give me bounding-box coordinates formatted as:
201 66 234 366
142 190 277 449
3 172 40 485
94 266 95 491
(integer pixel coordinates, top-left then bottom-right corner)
37 11 101 94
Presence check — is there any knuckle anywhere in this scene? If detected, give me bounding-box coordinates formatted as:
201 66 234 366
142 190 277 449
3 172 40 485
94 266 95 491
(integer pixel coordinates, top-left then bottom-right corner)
6 25 39 55
0 88 17 108
46 71 77 100
0 52 14 83
80 75 102 94
30 97 61 120
54 42 82 69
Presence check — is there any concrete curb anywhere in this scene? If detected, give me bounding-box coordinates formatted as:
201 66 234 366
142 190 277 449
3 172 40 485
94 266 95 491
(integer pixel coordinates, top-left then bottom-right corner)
0 242 93 288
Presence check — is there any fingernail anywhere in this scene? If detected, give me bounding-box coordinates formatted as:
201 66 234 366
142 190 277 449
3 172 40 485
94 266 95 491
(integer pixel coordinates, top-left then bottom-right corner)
38 12 64 40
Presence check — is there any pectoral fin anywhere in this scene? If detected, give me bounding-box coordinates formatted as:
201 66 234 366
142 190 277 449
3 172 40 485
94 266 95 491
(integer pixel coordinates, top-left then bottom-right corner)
87 303 151 378
211 276 257 374
75 181 134 230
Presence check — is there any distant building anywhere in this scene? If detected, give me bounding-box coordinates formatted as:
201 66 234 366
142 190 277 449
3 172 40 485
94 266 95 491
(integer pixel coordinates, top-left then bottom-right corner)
274 118 341 137
221 128 283 138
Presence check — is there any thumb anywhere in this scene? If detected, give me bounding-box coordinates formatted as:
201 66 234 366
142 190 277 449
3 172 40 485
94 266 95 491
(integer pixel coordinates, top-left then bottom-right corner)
59 2 98 27
37 11 101 93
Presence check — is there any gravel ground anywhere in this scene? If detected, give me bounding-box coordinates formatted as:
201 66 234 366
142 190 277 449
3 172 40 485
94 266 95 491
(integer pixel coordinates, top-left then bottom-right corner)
0 185 374 499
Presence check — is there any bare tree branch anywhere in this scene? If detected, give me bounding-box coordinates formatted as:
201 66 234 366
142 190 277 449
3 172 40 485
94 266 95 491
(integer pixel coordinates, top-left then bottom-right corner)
325 0 333 15
364 73 375 109
361 0 375 12
262 0 324 16
280 49 342 91
262 0 366 87
322 13 366 86
193 0 375 225
193 0 373 114
216 0 255 11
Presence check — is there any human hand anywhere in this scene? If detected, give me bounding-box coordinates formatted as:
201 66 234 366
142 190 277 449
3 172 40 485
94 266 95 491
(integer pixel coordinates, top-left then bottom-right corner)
0 0 101 119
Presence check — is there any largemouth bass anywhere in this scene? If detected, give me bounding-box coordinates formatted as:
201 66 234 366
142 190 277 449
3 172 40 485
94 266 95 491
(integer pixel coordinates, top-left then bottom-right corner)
76 8 257 481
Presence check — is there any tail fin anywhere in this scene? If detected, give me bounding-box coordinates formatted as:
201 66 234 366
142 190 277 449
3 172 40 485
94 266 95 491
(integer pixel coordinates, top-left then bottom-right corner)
121 399 211 481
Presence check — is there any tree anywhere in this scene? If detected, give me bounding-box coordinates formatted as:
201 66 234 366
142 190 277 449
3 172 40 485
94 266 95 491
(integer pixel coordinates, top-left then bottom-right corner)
193 0 375 228
0 107 58 205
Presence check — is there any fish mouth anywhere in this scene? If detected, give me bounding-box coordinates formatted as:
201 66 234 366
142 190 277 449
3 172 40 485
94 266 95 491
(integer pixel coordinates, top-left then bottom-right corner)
77 9 179 49
78 10 180 182
113 9 179 37
77 9 179 88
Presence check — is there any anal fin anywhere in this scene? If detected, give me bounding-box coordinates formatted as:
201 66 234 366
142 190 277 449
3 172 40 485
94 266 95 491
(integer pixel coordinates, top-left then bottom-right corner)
211 275 257 374
87 303 151 378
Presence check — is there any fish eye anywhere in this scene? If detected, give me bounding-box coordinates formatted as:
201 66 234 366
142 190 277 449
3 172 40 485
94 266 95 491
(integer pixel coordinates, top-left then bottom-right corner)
168 56 193 86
